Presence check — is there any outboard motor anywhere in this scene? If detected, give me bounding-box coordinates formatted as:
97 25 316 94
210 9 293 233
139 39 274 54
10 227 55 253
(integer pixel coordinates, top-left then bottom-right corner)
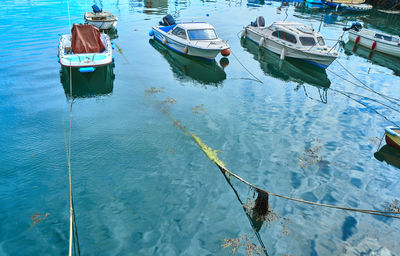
250 16 265 27
343 22 362 32
159 14 176 26
92 4 102 13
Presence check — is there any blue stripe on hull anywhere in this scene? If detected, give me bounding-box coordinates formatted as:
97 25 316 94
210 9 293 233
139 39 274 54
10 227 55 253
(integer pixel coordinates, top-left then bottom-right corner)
246 36 328 69
153 32 213 61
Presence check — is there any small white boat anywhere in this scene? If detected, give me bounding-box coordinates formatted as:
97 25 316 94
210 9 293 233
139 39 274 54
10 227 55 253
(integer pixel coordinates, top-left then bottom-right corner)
345 23 400 58
241 17 338 68
84 5 117 30
150 14 230 60
58 24 113 72
325 0 373 11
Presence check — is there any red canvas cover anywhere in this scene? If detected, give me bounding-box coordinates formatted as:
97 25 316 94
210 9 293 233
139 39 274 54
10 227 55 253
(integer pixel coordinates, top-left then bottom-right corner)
71 24 105 54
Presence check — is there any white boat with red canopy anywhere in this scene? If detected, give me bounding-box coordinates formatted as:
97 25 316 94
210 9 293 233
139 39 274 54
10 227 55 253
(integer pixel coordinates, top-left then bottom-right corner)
58 24 113 72
150 15 230 60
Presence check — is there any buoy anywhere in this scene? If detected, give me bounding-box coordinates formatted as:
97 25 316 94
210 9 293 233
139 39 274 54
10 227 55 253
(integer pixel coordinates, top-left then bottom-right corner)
240 29 246 38
220 57 229 68
184 46 189 54
149 29 154 37
221 48 231 56
162 37 167 45
259 37 265 48
371 41 377 50
280 47 286 60
355 35 360 44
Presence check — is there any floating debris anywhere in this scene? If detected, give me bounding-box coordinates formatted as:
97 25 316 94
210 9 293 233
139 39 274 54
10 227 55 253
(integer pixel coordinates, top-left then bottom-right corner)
145 86 164 94
30 212 50 228
387 199 400 213
298 140 323 168
253 189 269 221
222 234 264 256
192 104 206 114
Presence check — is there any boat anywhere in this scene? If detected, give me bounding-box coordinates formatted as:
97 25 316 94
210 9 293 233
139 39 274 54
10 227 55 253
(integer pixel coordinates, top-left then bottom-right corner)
241 17 339 69
241 37 331 89
149 14 230 60
60 63 115 98
84 5 118 30
325 1 372 11
344 23 400 58
58 24 113 73
384 126 400 151
149 38 226 85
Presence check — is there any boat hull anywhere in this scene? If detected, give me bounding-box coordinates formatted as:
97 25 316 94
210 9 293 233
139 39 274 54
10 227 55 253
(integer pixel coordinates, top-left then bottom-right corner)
58 34 113 68
244 27 337 69
349 30 400 58
385 126 400 151
152 28 224 60
85 20 117 30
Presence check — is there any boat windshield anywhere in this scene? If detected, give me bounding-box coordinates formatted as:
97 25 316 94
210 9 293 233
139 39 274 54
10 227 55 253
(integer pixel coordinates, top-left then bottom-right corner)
187 29 217 40
300 37 316 46
375 33 399 43
317 36 325 46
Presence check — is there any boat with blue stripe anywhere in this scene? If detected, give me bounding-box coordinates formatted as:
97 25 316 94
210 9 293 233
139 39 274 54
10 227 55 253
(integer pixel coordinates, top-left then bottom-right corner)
150 15 230 61
241 17 338 69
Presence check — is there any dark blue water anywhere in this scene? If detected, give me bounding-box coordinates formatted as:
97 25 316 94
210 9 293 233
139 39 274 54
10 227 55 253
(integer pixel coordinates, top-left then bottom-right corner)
1 0 400 255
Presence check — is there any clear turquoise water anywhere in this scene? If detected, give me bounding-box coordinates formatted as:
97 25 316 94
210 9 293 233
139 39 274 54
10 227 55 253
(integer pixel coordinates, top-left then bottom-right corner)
1 0 400 255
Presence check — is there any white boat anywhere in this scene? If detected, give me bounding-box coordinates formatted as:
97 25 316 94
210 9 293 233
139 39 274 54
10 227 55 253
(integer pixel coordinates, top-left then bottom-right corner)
150 15 230 60
58 24 113 73
325 0 373 12
345 23 400 58
84 5 117 30
241 17 339 68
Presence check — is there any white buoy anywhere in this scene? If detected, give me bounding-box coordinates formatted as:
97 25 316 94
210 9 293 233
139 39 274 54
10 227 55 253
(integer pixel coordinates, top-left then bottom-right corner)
280 47 285 60
258 37 264 48
184 46 188 54
162 37 167 45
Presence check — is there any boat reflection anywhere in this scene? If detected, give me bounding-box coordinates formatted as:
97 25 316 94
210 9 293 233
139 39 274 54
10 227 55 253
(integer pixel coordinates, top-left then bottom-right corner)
149 38 227 86
241 37 331 87
343 41 400 76
59 63 115 98
375 145 400 170
105 28 118 40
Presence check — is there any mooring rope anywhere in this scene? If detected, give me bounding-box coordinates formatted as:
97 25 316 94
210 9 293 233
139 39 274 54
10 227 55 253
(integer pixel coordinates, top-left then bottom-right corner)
221 170 269 256
114 42 400 218
332 59 400 107
230 50 264 84
65 0 80 254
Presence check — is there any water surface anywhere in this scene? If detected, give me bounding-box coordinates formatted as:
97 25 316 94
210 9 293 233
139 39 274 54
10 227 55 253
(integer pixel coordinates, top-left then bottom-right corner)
1 0 400 255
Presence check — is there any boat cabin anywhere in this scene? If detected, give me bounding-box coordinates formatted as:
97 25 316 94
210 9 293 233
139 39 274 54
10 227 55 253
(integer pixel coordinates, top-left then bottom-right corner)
268 22 327 48
161 22 219 41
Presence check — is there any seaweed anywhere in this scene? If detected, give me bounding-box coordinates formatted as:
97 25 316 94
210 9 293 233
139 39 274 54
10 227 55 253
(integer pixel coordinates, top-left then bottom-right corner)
222 234 264 256
191 134 225 168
